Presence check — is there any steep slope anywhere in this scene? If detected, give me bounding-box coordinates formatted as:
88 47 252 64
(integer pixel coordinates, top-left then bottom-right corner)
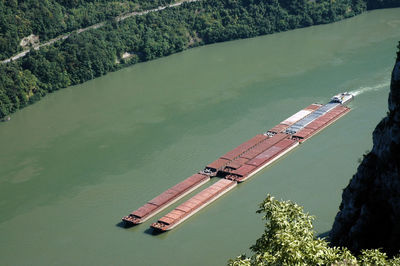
330 43 400 256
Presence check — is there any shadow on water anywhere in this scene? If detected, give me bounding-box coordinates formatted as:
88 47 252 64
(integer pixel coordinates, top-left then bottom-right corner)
115 221 164 236
115 221 143 232
317 230 331 240
115 221 131 228
144 227 164 236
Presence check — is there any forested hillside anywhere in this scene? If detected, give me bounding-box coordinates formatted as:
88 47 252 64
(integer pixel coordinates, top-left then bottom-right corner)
0 0 399 119
0 0 175 60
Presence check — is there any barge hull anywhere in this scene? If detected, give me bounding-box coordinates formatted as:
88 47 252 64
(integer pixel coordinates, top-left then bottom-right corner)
237 141 299 182
296 106 350 142
151 179 237 231
122 174 210 225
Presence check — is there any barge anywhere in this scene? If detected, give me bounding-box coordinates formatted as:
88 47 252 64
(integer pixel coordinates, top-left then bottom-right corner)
123 93 353 231
122 174 210 224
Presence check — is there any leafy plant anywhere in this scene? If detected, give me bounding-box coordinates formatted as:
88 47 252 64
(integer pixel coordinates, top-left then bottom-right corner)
228 195 400 266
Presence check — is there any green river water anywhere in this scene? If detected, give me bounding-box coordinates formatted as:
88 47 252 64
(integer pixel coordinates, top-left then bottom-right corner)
1 8 400 266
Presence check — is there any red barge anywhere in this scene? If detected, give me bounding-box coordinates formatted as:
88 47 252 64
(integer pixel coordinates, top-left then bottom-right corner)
123 93 353 231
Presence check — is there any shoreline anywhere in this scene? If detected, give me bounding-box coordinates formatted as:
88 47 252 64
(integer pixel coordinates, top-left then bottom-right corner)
0 2 399 120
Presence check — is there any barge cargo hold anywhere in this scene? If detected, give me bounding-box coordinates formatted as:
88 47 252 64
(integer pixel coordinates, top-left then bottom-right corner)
122 174 210 225
123 93 353 231
151 179 237 231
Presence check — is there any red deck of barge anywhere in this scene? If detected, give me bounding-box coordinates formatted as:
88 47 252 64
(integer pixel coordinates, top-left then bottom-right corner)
122 173 210 225
151 179 237 231
123 100 351 231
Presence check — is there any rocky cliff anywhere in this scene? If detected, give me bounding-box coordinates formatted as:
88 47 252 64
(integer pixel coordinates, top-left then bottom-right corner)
329 44 400 256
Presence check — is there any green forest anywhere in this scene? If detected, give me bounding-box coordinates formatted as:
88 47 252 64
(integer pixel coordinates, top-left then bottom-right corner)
0 0 399 119
0 0 175 60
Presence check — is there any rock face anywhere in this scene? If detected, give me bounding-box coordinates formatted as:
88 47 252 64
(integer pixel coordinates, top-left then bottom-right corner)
19 34 39 48
330 44 400 256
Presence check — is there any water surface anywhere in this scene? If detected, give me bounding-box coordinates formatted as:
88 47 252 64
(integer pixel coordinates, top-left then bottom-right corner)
1 8 400 266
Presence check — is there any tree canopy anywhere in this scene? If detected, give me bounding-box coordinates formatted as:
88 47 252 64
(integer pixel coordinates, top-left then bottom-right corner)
0 0 175 60
228 195 400 265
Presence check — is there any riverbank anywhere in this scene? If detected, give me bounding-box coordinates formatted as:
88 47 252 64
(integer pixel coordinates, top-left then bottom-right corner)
0 0 398 119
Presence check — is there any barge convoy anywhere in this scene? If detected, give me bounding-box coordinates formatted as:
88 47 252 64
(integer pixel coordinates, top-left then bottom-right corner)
123 92 354 231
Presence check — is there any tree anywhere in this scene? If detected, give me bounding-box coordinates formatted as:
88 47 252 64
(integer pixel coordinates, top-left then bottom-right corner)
228 195 400 265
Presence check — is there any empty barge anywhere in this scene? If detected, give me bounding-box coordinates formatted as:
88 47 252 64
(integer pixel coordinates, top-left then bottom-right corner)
123 92 353 231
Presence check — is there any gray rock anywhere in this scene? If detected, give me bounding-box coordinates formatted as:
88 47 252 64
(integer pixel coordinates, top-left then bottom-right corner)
329 43 400 256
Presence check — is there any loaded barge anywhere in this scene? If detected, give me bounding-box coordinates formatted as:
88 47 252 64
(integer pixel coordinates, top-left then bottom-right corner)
123 92 353 231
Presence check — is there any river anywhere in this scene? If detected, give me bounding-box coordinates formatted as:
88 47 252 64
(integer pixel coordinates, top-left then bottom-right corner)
0 8 399 266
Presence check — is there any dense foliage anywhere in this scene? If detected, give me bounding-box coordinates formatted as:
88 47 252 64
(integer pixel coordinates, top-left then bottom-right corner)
0 0 399 119
0 0 175 60
228 195 400 265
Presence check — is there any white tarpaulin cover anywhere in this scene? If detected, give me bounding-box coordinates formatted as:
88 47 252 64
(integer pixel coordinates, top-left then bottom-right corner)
282 110 313 125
